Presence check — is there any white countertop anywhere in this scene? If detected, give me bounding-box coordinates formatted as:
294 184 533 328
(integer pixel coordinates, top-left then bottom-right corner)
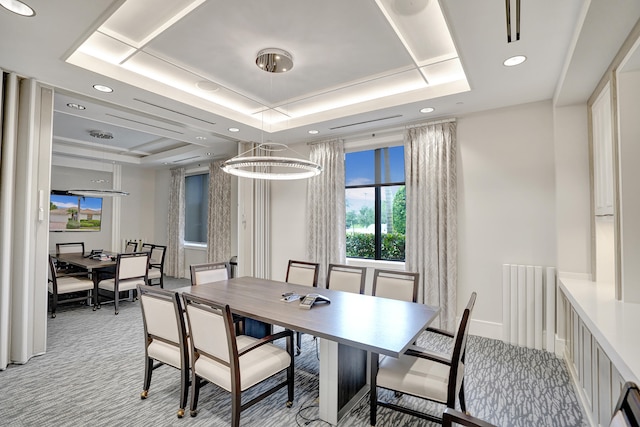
559 277 640 383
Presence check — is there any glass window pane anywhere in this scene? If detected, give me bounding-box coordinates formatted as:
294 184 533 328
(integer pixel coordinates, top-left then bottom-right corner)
185 174 208 243
380 185 405 261
345 150 375 186
345 187 375 259
379 146 405 184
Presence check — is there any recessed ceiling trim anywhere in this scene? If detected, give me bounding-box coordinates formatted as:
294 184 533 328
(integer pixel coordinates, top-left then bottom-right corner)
329 114 403 130
105 113 184 134
133 98 216 126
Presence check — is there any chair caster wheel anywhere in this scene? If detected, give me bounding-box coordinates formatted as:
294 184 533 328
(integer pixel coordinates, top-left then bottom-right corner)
140 390 148 399
286 401 293 408
51 313 56 318
115 311 119 315
177 409 184 418
190 410 198 417
93 306 97 311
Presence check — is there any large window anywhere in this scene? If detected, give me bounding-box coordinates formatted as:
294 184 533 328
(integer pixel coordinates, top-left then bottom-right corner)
345 146 405 261
184 173 208 243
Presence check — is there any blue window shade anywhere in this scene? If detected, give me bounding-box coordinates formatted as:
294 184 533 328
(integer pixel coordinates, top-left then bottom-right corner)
185 174 208 243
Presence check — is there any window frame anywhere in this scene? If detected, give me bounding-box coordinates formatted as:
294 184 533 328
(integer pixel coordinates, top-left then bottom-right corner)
345 136 406 262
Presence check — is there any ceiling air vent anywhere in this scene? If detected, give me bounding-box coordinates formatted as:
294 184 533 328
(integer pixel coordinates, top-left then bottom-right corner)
88 130 114 140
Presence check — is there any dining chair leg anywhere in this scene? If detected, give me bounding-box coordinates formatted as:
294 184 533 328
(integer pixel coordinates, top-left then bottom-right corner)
178 364 188 418
141 357 153 399
231 391 241 427
296 331 302 355
114 290 120 315
459 379 467 412
51 293 58 318
287 332 294 406
190 376 201 417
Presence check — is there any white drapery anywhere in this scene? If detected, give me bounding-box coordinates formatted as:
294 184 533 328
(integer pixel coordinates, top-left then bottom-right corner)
404 121 457 330
165 168 185 278
306 140 346 286
0 72 53 370
206 161 231 263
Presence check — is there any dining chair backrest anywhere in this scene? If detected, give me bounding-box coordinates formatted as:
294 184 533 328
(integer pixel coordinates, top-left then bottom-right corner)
149 245 166 266
185 295 234 365
372 269 419 302
610 382 640 427
326 263 366 294
125 240 138 253
56 242 85 255
190 262 230 286
286 260 319 287
117 252 150 280
139 285 186 352
448 292 477 404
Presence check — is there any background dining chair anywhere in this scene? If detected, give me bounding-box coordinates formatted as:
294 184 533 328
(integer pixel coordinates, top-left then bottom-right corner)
610 381 640 427
125 240 138 252
142 244 166 288
370 292 477 425
190 261 230 285
372 269 419 302
443 408 497 427
97 252 149 314
285 260 319 287
138 285 190 418
48 255 95 318
285 260 319 354
182 294 294 425
55 242 86 273
326 263 366 294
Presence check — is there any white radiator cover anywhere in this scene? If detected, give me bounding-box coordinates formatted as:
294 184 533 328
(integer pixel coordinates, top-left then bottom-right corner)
502 264 556 352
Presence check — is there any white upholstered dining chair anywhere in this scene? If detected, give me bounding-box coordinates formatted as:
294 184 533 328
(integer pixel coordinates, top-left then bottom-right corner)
182 293 294 426
97 252 149 314
372 268 419 302
47 255 94 318
190 261 230 285
138 285 190 418
326 263 366 294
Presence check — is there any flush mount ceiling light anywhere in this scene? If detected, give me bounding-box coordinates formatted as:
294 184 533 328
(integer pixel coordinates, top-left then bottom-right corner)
93 84 113 93
503 55 526 67
89 130 114 140
221 143 322 180
0 0 35 16
256 48 293 73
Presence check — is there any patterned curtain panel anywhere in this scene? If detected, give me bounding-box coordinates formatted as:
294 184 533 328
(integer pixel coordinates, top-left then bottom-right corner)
306 140 346 286
206 161 231 263
165 168 185 278
405 122 457 329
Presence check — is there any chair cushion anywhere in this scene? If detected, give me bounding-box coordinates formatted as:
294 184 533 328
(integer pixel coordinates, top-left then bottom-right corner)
148 339 183 369
48 276 94 294
377 353 464 404
147 269 162 279
98 278 145 292
194 335 290 392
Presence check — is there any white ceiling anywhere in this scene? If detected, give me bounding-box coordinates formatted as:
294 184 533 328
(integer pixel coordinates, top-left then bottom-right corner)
1 0 639 169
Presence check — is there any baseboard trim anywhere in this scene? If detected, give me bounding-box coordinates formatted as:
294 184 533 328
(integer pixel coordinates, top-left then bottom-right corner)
469 319 502 341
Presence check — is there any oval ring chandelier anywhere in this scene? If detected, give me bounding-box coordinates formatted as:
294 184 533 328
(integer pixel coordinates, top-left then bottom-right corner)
220 143 322 180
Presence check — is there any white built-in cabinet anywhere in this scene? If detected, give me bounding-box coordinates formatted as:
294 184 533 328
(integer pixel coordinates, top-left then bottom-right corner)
591 83 614 217
562 293 626 426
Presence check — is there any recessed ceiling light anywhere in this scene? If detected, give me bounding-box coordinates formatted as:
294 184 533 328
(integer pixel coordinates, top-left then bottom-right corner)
67 103 86 110
196 136 207 140
228 127 240 132
420 107 435 114
93 84 113 93
0 0 35 16
206 152 212 156
308 130 319 135
503 55 527 67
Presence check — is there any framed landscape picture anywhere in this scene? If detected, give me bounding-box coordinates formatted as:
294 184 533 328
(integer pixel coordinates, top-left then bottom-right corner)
49 191 102 232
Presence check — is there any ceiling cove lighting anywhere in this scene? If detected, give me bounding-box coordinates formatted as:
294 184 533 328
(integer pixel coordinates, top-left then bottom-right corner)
221 143 322 181
0 0 35 16
503 55 526 67
93 84 113 93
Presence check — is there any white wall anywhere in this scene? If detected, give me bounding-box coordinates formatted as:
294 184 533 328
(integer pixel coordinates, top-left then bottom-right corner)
270 144 311 282
50 166 113 252
120 165 156 246
457 101 558 338
553 104 591 277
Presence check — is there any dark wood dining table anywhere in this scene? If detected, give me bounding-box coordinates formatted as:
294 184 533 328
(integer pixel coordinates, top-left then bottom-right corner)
176 276 440 424
53 252 118 308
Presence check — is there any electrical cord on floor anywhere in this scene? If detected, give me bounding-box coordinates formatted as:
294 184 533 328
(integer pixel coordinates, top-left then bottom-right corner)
295 396 334 426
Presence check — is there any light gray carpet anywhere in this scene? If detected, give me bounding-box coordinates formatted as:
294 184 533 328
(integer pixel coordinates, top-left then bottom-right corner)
0 277 587 426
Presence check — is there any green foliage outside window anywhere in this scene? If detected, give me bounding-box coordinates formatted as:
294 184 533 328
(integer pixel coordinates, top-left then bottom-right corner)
346 232 405 260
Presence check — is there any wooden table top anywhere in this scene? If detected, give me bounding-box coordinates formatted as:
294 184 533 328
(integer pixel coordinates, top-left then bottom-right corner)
177 276 440 358
53 252 117 271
